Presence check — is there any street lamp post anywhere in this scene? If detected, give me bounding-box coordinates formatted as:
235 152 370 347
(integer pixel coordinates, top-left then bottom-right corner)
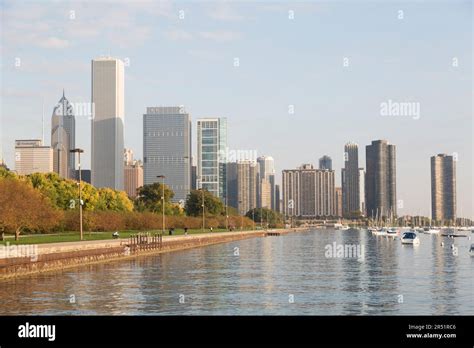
157 175 166 235
70 148 84 241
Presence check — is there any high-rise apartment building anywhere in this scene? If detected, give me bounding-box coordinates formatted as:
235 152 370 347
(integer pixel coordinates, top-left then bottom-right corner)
91 57 125 190
143 106 192 202
319 155 332 170
51 90 75 178
358 168 366 216
14 139 53 175
282 164 336 217
236 160 258 215
197 118 227 200
257 156 275 209
431 154 456 222
365 140 397 219
335 187 343 217
342 142 360 217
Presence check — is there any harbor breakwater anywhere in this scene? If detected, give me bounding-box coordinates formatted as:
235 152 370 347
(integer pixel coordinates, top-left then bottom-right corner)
0 228 308 280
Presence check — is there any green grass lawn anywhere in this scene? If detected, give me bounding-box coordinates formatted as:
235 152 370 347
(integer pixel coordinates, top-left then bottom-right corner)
0 227 258 245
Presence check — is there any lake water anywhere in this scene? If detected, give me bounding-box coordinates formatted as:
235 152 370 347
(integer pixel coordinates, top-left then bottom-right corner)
0 229 472 315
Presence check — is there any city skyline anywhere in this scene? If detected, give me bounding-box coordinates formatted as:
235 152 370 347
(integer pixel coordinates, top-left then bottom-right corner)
1 1 472 218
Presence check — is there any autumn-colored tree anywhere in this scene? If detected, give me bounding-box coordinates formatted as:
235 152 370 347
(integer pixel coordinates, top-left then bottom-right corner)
0 178 63 240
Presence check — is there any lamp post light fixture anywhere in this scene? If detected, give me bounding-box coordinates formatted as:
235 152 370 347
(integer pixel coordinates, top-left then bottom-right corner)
157 175 166 235
70 148 84 241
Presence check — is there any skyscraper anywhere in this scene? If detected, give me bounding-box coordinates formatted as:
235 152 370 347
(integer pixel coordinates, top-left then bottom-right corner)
124 162 143 198
257 156 275 209
91 57 124 190
335 187 343 217
431 154 456 222
319 155 332 170
51 90 75 178
197 118 227 200
236 160 258 215
365 140 397 219
226 162 239 209
143 106 192 202
282 164 336 217
14 139 53 175
358 168 366 216
316 169 336 216
342 142 360 217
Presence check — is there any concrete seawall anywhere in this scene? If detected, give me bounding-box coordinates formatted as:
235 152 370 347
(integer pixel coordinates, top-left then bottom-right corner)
0 228 308 281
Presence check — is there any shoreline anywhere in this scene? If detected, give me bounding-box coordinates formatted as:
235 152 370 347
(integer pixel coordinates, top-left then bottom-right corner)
0 227 309 281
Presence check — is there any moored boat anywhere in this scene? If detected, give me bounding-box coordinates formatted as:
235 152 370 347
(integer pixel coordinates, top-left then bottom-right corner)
401 231 420 245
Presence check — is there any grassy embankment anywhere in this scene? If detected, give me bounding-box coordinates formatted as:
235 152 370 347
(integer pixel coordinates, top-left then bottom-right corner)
0 227 264 245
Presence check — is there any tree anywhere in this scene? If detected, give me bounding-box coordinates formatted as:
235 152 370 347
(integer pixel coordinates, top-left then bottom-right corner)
246 207 283 228
135 182 176 214
0 178 62 240
185 189 225 216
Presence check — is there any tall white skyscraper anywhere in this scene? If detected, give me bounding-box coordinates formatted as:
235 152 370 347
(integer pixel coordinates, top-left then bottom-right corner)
91 57 125 190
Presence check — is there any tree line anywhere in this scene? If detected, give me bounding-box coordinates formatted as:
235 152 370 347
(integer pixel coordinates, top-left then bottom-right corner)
0 167 281 239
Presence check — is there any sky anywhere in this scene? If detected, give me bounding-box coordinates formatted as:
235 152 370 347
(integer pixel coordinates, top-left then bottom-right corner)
0 0 472 218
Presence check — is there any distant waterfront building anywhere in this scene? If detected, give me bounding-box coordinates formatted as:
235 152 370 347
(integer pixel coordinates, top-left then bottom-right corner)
124 161 143 198
191 165 197 190
315 169 336 216
197 118 227 200
14 139 53 175
124 148 134 165
431 154 456 222
275 184 281 212
75 169 91 184
91 57 125 190
282 164 336 217
365 140 397 219
257 156 275 209
236 160 258 215
342 142 360 217
319 155 332 170
143 106 192 203
51 90 75 178
335 187 343 217
226 162 239 209
358 168 366 216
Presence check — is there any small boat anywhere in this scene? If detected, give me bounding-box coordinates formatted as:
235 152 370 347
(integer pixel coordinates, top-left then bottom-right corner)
373 227 388 236
424 227 440 234
386 228 399 238
401 231 420 245
334 223 350 230
469 244 474 257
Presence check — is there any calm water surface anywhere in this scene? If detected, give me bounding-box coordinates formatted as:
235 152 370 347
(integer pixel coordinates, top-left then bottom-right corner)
0 229 473 315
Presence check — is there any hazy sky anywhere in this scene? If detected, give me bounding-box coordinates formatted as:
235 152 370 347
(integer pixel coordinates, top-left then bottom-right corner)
1 0 472 218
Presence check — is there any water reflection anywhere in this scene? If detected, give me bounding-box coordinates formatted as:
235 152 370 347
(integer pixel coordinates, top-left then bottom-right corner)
0 229 472 315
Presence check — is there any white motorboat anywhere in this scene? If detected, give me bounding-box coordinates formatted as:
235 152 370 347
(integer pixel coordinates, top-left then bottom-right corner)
373 228 388 236
424 227 440 234
401 231 420 245
335 223 350 230
386 228 399 238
